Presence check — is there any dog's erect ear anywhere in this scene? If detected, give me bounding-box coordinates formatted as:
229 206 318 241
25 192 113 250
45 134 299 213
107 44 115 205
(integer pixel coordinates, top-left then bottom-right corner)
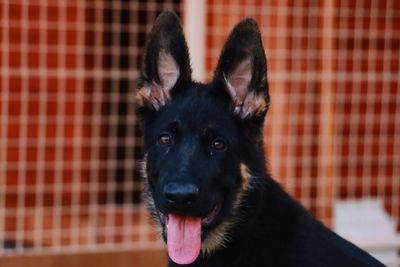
136 11 191 111
214 18 269 119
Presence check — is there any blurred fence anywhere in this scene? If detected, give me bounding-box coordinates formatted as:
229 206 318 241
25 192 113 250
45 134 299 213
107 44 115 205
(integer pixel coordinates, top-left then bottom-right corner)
0 0 399 256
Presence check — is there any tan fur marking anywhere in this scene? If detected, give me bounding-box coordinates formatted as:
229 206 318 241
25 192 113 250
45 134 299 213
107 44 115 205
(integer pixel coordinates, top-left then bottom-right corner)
240 92 267 118
227 90 267 118
136 86 151 108
140 155 164 237
240 163 252 189
136 84 171 110
201 220 234 255
201 162 253 255
143 156 253 256
234 163 252 209
139 154 148 180
253 95 267 115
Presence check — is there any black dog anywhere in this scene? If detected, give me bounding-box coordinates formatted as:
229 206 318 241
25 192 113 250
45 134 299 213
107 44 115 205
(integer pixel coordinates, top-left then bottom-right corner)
135 11 385 267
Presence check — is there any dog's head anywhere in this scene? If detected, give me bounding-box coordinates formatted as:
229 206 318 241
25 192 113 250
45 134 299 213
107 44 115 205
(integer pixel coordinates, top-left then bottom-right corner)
136 11 269 265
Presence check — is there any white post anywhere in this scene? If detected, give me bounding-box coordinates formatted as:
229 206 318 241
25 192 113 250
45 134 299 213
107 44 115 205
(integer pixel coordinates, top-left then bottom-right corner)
184 0 206 82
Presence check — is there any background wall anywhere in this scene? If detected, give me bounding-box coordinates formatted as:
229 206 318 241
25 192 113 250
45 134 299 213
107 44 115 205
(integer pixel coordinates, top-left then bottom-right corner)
0 0 399 265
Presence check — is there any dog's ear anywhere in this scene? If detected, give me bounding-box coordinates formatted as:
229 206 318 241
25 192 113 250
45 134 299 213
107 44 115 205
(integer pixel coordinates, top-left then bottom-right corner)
136 11 191 111
214 18 269 119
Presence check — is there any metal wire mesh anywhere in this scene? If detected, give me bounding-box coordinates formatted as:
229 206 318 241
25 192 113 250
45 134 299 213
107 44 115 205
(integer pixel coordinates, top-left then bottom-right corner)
0 0 399 255
0 0 181 253
205 0 400 227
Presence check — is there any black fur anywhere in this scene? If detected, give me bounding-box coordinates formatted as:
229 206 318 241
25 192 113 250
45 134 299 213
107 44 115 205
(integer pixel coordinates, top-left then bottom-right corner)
136 11 385 267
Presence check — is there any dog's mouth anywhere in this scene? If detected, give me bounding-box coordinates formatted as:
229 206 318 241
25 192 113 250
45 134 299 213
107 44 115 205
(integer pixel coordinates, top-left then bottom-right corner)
157 198 223 265
158 198 222 228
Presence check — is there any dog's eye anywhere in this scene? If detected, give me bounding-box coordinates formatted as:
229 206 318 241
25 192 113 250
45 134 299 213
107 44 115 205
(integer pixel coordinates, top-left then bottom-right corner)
212 139 226 150
158 133 172 145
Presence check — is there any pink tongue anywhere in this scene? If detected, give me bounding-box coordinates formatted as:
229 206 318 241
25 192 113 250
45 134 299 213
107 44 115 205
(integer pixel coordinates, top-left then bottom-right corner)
166 214 202 265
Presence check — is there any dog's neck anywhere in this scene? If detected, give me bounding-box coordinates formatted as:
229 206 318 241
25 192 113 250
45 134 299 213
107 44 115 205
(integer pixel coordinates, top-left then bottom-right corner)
170 177 311 267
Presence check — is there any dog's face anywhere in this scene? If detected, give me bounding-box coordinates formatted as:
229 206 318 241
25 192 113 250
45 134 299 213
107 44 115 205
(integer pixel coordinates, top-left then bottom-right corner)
136 11 269 265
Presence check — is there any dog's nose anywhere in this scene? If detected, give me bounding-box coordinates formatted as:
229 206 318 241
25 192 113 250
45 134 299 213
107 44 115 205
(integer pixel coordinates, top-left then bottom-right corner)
163 182 199 207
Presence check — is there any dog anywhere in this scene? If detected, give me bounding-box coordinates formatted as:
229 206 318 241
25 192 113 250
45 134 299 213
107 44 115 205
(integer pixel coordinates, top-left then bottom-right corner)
135 10 386 267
